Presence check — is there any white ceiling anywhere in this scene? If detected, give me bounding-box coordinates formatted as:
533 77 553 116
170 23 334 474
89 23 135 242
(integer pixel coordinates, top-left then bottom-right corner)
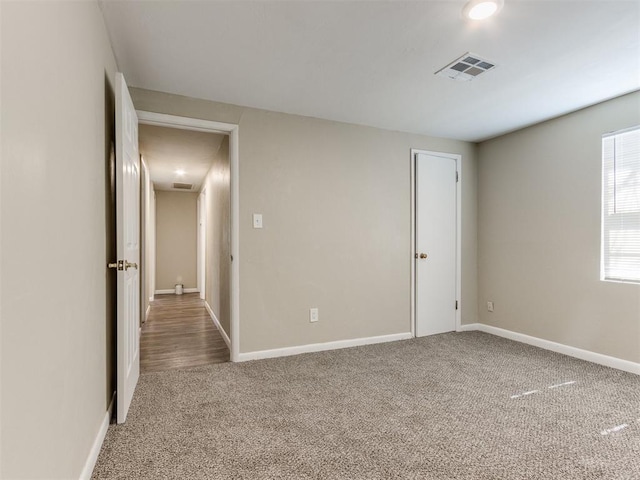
101 1 640 142
139 124 225 191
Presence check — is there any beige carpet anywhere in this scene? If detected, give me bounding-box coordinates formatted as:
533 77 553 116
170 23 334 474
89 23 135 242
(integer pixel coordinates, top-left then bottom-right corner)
92 332 640 479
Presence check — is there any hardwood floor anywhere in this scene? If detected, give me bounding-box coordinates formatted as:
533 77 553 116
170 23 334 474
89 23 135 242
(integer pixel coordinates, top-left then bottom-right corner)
140 293 229 373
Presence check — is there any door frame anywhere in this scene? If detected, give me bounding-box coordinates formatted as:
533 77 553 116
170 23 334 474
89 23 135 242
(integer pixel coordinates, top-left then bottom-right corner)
197 189 206 301
410 149 462 337
137 111 240 362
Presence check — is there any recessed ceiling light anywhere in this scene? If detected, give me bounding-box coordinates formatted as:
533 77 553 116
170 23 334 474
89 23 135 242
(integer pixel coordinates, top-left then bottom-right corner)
175 169 186 176
463 0 504 20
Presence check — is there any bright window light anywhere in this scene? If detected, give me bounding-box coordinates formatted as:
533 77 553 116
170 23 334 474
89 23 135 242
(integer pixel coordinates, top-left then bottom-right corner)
601 126 640 284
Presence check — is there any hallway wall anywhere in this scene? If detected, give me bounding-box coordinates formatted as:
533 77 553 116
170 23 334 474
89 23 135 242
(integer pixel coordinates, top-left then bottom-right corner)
1 1 118 478
155 191 198 291
202 137 231 337
141 158 156 317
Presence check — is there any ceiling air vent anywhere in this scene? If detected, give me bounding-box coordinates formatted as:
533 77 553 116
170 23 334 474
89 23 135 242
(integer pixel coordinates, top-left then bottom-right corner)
172 182 193 190
435 52 497 82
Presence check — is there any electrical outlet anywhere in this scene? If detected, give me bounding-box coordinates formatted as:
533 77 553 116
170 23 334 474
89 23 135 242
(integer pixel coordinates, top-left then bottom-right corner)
487 301 494 312
309 308 319 323
253 213 263 229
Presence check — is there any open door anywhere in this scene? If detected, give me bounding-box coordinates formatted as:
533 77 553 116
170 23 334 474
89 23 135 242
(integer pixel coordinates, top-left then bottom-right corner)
113 72 140 423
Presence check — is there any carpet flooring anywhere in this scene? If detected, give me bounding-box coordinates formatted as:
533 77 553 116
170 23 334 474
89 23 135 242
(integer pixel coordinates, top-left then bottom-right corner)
92 332 640 479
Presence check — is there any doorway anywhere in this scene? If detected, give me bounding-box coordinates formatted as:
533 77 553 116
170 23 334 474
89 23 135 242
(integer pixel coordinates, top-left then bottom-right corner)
139 126 229 371
411 150 461 337
137 112 240 363
197 189 206 301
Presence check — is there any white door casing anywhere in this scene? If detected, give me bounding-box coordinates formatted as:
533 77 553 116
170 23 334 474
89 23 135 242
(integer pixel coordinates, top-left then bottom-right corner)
197 190 206 300
115 72 140 423
414 151 459 337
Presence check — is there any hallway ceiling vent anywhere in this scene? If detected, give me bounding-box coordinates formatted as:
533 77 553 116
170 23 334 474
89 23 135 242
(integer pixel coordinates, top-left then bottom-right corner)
435 52 497 81
172 182 193 190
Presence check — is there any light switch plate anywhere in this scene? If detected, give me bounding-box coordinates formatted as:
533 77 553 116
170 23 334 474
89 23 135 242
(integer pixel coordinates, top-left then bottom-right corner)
253 213 263 229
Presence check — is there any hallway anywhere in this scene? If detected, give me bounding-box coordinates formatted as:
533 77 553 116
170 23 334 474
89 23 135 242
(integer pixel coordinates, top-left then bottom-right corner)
141 293 229 373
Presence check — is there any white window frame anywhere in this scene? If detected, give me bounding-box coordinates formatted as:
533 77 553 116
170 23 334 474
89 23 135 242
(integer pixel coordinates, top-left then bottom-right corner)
601 125 640 285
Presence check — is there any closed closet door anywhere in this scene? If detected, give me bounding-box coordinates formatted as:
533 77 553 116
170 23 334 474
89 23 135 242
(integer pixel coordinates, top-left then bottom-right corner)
415 152 458 337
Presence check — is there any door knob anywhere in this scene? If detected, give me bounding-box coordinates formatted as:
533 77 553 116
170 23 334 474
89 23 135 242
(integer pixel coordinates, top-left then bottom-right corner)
107 260 137 270
419 253 428 259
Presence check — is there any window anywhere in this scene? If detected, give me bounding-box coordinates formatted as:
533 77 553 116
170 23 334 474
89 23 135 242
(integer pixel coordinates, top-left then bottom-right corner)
601 126 640 284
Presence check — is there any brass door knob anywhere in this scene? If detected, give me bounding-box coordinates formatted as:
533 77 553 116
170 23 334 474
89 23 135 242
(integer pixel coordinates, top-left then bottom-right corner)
108 260 137 270
108 260 124 270
419 253 428 259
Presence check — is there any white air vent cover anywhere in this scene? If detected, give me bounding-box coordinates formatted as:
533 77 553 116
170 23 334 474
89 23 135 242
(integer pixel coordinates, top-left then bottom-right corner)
435 52 497 82
172 182 193 190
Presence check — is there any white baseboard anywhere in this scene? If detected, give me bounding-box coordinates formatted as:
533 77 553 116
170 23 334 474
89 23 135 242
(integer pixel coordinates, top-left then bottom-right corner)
145 304 151 321
461 323 639 375
237 332 413 362
79 395 114 480
457 323 479 333
155 288 199 295
149 295 154 302
204 301 231 349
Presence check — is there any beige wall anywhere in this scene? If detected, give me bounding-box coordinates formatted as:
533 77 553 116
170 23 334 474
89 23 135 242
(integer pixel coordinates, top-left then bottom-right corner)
1 1 118 478
478 91 640 363
155 191 198 291
203 137 232 336
131 88 479 354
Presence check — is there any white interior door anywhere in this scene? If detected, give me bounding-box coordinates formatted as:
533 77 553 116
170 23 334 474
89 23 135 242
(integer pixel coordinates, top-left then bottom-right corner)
115 72 140 423
415 152 458 337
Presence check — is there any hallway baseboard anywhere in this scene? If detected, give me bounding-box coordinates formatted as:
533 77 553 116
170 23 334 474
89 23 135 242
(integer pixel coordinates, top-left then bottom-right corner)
155 288 199 295
79 395 114 480
204 301 231 349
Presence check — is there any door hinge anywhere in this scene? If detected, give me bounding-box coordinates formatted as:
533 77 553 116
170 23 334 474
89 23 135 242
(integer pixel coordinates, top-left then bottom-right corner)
455 300 458 310
456 171 459 182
